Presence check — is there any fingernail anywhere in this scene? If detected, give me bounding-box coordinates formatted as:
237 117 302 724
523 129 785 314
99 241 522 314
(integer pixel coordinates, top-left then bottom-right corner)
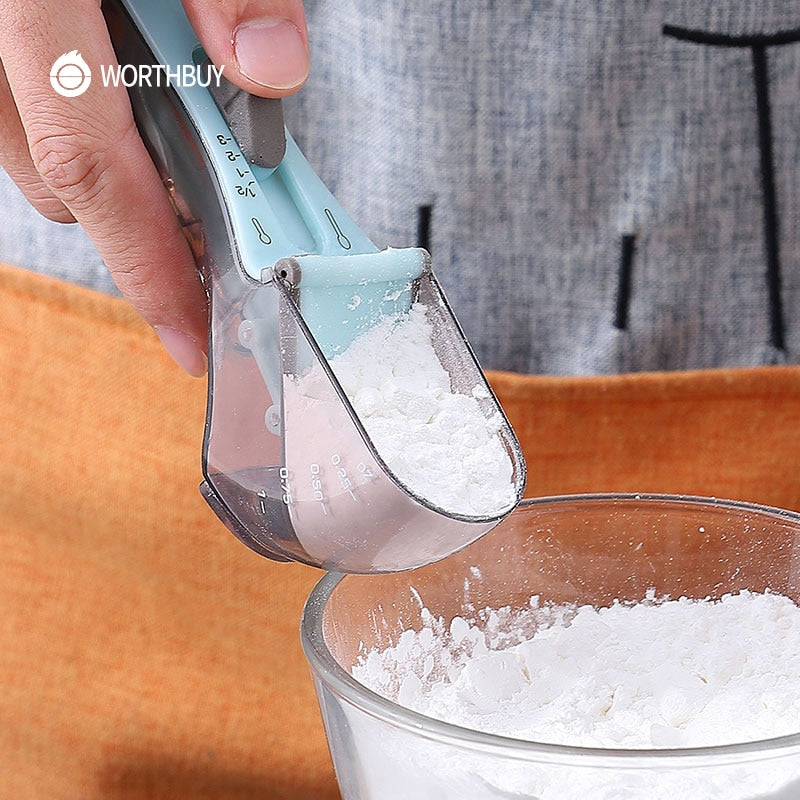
154 326 208 378
233 17 309 90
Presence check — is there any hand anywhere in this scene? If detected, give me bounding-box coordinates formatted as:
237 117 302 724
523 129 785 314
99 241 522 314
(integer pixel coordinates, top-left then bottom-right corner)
0 0 309 376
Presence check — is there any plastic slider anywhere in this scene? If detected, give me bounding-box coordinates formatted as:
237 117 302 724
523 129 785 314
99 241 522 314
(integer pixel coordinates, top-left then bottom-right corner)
201 58 287 168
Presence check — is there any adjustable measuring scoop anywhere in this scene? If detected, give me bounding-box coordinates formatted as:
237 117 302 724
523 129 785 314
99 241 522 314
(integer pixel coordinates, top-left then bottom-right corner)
105 0 526 572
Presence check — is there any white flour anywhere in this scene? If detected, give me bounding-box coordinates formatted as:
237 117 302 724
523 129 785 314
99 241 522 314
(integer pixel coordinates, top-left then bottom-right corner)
326 303 517 517
348 591 800 799
356 590 800 749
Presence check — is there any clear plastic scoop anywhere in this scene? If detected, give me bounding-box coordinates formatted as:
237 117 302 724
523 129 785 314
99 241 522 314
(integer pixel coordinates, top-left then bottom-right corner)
105 0 526 572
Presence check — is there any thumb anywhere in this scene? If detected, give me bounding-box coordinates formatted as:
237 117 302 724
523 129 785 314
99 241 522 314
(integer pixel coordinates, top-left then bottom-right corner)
181 0 309 97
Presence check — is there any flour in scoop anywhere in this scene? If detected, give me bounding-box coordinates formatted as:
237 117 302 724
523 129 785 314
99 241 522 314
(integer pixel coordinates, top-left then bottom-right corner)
325 303 517 517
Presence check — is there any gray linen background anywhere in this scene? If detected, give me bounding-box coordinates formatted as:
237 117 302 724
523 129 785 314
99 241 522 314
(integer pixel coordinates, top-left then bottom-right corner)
3 0 800 375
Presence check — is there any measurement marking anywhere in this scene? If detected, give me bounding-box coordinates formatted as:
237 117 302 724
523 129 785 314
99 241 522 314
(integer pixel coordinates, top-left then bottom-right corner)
252 217 272 245
324 208 352 250
236 182 256 198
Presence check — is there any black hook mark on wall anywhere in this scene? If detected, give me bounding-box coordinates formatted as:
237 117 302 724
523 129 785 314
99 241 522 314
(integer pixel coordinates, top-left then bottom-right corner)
663 24 800 352
614 234 637 330
417 204 433 253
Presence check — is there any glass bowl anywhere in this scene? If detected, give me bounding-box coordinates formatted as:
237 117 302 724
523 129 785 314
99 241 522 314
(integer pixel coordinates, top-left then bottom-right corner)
301 494 800 799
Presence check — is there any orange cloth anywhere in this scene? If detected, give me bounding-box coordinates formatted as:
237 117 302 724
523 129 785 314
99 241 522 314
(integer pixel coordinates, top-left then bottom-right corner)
493 362 800 510
2 260 800 798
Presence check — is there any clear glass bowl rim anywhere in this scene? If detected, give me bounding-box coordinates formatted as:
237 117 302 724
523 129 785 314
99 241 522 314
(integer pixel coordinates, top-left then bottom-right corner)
300 492 800 769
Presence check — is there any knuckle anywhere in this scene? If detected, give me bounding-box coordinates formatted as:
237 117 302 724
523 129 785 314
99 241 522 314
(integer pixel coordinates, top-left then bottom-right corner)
28 129 107 201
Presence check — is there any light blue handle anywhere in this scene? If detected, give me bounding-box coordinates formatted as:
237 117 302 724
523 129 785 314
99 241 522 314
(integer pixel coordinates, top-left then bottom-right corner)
119 0 426 358
118 0 379 281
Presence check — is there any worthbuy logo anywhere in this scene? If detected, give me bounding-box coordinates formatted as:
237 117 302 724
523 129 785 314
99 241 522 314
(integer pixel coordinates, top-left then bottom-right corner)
50 51 224 97
50 51 92 97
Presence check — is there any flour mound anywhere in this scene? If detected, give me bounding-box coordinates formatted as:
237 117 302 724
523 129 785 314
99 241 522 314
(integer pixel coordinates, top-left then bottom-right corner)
354 590 800 750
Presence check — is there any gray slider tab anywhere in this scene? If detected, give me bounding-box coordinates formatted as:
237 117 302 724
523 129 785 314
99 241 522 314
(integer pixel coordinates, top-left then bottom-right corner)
202 59 286 168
